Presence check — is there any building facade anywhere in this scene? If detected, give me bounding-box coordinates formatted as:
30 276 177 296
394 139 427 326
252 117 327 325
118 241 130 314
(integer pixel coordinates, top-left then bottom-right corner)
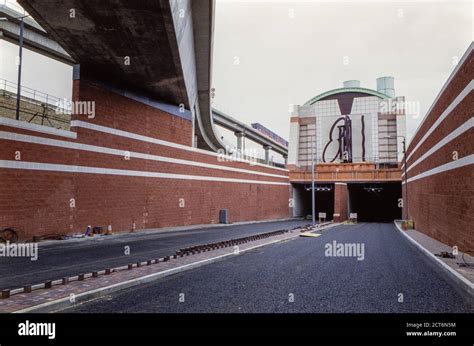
288 78 406 222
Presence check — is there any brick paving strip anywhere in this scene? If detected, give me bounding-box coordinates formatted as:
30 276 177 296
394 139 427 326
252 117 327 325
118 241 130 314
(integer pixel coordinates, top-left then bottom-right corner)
0 224 335 313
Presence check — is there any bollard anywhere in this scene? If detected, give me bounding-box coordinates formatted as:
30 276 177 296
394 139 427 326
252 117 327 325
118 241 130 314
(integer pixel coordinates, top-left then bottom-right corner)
128 264 133 270
137 262 142 268
24 285 32 293
92 271 98 278
62 277 69 285
105 269 112 275
45 281 52 289
78 274 85 281
1 289 10 299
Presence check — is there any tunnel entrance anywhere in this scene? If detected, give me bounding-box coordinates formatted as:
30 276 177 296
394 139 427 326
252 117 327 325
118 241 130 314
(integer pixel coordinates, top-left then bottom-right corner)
348 182 402 222
292 183 334 220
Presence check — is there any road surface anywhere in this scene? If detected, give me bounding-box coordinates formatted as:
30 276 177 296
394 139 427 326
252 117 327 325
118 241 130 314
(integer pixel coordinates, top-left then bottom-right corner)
64 223 473 313
0 219 308 290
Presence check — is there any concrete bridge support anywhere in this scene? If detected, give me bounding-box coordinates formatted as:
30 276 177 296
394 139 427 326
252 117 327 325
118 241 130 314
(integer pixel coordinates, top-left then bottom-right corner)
264 145 272 164
235 131 245 152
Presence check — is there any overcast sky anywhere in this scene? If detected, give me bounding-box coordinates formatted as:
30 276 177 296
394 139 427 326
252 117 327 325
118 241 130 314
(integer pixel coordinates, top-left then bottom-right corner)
212 0 473 144
1 0 472 157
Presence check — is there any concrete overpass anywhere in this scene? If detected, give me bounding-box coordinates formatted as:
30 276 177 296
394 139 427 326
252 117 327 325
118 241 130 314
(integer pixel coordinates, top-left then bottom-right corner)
0 2 73 64
5 0 288 161
17 0 226 151
212 108 288 161
0 0 292 241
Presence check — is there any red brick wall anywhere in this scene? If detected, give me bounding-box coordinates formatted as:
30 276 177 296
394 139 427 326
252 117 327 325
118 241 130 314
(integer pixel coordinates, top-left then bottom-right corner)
404 45 473 252
72 80 193 146
333 183 348 222
0 81 291 241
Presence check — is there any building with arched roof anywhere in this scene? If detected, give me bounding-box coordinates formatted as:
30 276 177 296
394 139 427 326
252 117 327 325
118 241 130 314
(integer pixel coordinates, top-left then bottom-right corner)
288 78 406 223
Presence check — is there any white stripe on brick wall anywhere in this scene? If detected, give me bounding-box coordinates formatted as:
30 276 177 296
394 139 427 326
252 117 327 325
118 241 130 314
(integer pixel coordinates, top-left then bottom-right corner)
0 160 291 186
402 118 473 176
0 117 77 139
408 42 473 149
0 131 288 180
402 154 473 184
70 120 289 173
407 80 473 163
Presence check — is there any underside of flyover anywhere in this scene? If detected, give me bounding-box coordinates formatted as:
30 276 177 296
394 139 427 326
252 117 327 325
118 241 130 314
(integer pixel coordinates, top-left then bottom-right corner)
293 182 401 222
18 0 190 105
18 0 226 152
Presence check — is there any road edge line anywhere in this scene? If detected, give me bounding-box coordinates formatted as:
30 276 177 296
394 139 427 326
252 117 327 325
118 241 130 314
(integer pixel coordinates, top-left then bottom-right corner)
393 220 474 299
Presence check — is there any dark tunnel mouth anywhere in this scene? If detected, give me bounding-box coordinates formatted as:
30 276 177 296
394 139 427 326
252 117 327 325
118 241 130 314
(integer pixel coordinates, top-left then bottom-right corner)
348 182 402 222
293 182 402 222
294 183 335 220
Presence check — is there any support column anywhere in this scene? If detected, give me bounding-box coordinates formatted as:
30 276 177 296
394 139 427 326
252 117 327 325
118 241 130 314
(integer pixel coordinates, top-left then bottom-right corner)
235 131 245 152
333 182 348 222
264 145 272 164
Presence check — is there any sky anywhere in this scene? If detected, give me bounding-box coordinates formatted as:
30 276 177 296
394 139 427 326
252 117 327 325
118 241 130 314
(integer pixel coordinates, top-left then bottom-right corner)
1 0 472 160
211 0 473 146
0 40 73 100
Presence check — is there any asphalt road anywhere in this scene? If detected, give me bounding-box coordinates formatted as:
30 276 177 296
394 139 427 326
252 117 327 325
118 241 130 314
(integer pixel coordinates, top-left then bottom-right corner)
64 223 473 313
0 219 309 290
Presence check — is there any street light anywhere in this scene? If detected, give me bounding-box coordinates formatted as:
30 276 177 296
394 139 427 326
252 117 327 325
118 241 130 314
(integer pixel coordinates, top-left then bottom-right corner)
383 134 408 219
0 14 30 120
311 135 316 226
400 136 409 220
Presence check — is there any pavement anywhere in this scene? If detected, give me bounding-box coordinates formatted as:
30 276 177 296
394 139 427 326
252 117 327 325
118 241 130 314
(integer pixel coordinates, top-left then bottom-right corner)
401 226 474 284
394 221 474 298
63 223 474 313
0 219 309 290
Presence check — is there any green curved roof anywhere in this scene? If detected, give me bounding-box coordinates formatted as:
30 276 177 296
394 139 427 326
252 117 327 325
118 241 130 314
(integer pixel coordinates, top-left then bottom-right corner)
303 87 389 105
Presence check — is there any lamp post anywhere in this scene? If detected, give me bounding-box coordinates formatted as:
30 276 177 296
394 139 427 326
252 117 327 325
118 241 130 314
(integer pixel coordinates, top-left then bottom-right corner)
401 136 409 220
0 15 30 120
311 135 316 226
384 134 408 219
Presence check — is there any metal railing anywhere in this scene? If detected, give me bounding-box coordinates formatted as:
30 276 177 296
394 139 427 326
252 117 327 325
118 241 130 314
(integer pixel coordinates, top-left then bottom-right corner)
299 155 400 165
0 79 71 113
0 79 72 130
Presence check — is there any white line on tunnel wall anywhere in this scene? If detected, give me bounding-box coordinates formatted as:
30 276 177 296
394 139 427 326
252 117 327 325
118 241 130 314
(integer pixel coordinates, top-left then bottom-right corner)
402 117 473 176
402 154 473 184
406 80 473 163
71 120 289 172
0 131 289 180
0 160 291 186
